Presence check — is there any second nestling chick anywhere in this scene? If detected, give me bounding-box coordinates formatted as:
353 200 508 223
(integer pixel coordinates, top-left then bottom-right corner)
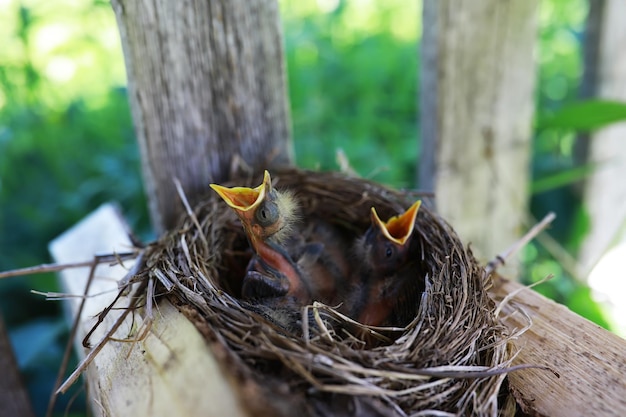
210 171 313 303
342 200 423 327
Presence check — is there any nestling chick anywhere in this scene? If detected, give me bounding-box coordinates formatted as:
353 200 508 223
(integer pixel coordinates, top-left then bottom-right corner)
210 171 311 303
344 200 423 327
293 219 353 305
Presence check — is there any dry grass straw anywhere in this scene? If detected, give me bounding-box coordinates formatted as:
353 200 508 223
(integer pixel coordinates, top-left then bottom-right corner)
128 168 527 416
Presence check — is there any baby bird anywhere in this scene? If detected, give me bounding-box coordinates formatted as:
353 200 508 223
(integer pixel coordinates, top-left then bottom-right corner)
295 219 353 305
345 200 423 327
210 171 312 303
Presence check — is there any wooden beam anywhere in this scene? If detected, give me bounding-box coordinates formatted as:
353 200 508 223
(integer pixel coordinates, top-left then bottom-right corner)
492 276 626 416
50 205 626 416
49 204 247 417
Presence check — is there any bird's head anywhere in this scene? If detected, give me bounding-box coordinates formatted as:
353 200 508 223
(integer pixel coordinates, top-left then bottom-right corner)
210 170 298 247
357 200 421 275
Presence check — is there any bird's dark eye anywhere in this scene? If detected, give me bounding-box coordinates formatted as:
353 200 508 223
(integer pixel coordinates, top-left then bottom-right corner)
255 201 279 226
385 244 395 259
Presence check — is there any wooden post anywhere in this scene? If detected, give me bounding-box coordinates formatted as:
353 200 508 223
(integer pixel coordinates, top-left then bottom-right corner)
580 0 626 273
111 0 293 233
420 0 538 276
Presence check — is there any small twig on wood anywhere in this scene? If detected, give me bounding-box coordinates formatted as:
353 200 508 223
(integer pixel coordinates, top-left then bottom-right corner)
31 288 119 300
173 177 208 247
0 252 139 280
529 215 585 283
46 257 100 417
56 283 144 395
81 289 126 349
118 250 146 291
494 274 555 319
123 276 155 359
485 212 556 276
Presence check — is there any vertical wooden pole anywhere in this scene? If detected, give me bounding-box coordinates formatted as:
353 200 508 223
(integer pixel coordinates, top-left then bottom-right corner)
420 0 538 275
580 0 626 273
573 1 604 184
111 0 293 233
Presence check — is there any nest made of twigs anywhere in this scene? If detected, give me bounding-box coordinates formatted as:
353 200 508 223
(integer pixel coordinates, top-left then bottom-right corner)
138 168 517 417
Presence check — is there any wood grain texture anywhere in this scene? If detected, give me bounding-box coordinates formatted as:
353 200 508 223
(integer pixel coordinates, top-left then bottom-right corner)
492 277 626 417
49 204 247 417
420 0 538 274
111 0 293 233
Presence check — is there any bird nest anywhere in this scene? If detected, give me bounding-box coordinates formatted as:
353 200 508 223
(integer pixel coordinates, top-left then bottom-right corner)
138 168 519 416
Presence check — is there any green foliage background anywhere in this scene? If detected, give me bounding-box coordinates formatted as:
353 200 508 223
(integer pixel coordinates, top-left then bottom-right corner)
0 0 617 415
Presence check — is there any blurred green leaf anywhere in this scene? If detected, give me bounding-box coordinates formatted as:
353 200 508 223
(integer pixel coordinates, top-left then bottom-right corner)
285 1 418 187
567 205 591 254
531 162 597 194
537 100 626 132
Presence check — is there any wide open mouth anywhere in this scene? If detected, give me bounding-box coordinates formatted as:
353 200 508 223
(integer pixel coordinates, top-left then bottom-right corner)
370 200 421 245
210 170 271 212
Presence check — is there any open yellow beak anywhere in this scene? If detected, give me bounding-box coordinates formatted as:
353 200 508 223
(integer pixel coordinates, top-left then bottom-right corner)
371 200 421 245
210 170 272 212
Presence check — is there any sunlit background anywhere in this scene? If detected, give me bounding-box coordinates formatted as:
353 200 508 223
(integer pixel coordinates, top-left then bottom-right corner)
1 0 624 415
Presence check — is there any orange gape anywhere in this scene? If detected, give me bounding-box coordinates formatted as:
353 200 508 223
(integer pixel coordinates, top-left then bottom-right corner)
212 172 423 329
210 171 310 303
210 171 351 307
342 200 423 327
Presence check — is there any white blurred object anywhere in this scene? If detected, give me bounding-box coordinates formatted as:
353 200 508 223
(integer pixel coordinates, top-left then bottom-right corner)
588 242 626 337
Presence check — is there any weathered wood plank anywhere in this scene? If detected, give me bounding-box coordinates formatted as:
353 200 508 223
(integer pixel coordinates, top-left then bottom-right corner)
50 205 626 416
49 204 247 417
492 276 626 416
